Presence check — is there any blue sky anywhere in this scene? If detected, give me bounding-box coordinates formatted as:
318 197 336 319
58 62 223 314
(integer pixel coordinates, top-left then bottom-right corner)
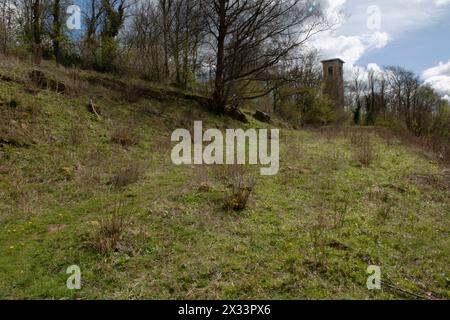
313 0 450 100
358 6 450 74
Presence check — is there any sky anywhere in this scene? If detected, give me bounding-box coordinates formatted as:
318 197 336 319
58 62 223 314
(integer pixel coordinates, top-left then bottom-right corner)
312 0 450 100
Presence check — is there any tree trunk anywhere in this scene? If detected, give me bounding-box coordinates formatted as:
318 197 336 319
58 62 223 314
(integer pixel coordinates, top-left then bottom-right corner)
52 0 62 64
32 0 42 63
161 0 170 81
212 0 227 113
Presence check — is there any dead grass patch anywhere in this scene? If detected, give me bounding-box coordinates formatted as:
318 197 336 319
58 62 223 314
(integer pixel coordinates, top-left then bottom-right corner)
354 141 377 167
89 204 131 254
313 126 450 167
221 165 255 211
68 123 87 145
349 131 377 167
111 124 139 148
110 163 144 188
194 166 212 192
65 68 84 96
410 170 450 192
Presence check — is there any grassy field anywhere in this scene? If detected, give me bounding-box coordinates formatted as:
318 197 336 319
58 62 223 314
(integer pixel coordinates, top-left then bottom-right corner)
0 57 449 299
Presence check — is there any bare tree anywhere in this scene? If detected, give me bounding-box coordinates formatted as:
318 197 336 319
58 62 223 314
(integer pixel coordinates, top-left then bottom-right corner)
364 69 377 125
349 68 367 125
126 1 164 80
202 0 327 113
14 0 48 62
158 0 171 79
125 0 205 85
0 0 19 53
80 0 133 70
50 0 61 63
386 66 420 130
169 0 206 89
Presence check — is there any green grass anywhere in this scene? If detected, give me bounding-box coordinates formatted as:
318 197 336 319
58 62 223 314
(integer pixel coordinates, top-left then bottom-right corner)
0 57 449 299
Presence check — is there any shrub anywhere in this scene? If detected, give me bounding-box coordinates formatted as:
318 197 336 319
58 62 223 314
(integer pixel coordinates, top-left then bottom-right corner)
332 109 351 127
276 88 334 128
2 92 22 109
277 101 301 127
349 130 365 146
223 165 255 211
377 203 393 221
95 37 118 72
431 103 450 141
111 124 138 148
194 166 212 192
0 123 34 147
350 131 377 167
90 204 130 254
299 88 334 127
307 214 329 266
333 199 350 228
121 84 142 103
68 124 87 145
354 141 376 167
24 101 42 116
7 97 20 109
110 163 143 188
66 68 83 96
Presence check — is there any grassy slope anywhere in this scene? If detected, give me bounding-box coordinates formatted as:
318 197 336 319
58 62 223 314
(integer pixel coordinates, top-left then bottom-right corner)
0 58 448 299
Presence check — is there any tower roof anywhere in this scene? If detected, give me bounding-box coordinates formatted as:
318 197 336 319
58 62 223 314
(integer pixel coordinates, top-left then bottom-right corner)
321 58 345 64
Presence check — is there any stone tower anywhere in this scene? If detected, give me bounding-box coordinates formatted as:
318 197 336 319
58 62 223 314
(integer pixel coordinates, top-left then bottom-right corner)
321 58 345 109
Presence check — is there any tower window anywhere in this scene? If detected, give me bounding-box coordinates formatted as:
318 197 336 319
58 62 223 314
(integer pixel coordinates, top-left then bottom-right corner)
328 66 334 76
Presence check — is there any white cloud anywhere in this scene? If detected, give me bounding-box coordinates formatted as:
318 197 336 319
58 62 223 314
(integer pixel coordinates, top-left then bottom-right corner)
369 31 390 48
311 0 450 85
313 1 392 74
313 0 450 61
367 63 382 73
433 0 450 7
423 60 450 78
314 30 390 75
334 0 450 36
423 60 450 101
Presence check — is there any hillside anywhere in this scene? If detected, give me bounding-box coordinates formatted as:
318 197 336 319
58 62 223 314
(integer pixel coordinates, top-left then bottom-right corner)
0 57 448 299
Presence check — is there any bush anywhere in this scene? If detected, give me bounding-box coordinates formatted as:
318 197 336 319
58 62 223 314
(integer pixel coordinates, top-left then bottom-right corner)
307 214 329 266
111 125 139 148
68 124 87 145
90 204 130 254
1 92 22 109
333 197 350 228
277 101 301 127
348 130 378 167
110 163 143 188
24 101 42 116
223 165 255 211
332 108 351 127
7 97 20 109
354 138 376 167
275 88 334 128
95 37 118 72
299 88 334 127
66 68 84 96
431 103 450 142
